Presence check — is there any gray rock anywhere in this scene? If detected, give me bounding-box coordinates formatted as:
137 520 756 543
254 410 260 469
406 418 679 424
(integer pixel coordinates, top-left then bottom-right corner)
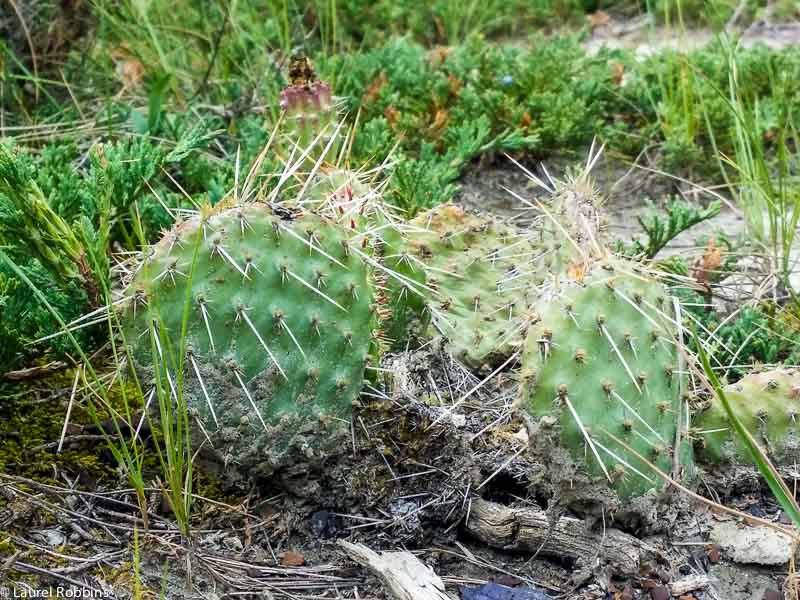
710 521 795 565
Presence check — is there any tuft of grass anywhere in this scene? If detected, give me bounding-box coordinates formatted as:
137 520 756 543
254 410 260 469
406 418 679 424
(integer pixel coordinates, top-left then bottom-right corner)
0 247 151 526
128 204 203 538
0 197 203 539
704 36 800 295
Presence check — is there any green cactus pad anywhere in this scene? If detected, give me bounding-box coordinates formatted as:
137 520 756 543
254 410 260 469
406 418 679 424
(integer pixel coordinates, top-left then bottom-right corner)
519 259 686 498
386 205 544 368
123 203 379 484
381 174 609 368
695 368 800 466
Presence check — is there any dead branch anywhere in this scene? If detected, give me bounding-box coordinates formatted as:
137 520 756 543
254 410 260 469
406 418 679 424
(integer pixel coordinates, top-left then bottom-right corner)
464 497 662 577
338 540 454 600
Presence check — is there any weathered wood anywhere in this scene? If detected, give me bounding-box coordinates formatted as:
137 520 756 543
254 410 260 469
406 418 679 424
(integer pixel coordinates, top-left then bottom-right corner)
338 540 453 600
670 575 710 595
3 360 67 381
464 498 661 577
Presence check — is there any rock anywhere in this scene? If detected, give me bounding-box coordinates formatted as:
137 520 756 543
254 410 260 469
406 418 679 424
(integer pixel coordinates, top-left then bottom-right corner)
710 521 795 565
451 413 466 428
223 536 243 552
32 528 65 547
707 563 785 600
649 586 669 600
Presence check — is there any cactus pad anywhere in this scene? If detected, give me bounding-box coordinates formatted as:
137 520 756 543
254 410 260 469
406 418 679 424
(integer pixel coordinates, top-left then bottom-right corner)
695 368 800 466
519 259 686 498
385 205 543 368
123 203 379 484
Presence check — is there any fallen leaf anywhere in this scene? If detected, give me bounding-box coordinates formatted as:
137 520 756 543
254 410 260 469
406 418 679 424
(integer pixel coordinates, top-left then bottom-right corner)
705 543 720 563
281 550 305 566
649 586 670 600
111 45 144 91
693 238 723 287
610 61 626 86
588 10 611 28
448 74 462 96
431 108 448 132
567 261 588 281
384 105 400 128
428 46 451 65
363 72 388 104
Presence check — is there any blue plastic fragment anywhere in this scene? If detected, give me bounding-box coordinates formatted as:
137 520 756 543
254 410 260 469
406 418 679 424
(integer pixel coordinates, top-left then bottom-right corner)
460 582 551 600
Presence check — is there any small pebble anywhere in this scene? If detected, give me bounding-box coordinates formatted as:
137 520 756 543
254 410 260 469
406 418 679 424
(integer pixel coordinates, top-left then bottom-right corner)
311 510 337 538
223 536 243 552
649 586 670 600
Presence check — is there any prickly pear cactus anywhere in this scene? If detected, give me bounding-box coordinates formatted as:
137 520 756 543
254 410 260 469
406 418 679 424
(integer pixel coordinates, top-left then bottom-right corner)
694 368 800 466
384 205 543 368
123 202 380 485
519 259 688 498
532 172 609 269
382 174 608 369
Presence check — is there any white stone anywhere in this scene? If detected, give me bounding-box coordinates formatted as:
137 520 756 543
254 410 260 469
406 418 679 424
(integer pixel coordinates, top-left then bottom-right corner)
710 520 796 566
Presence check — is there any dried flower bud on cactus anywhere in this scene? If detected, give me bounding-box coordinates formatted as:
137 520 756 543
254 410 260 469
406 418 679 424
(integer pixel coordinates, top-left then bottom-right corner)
278 57 340 169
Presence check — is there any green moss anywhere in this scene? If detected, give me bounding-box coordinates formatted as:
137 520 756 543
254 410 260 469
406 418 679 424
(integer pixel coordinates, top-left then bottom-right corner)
0 535 17 555
0 369 142 484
